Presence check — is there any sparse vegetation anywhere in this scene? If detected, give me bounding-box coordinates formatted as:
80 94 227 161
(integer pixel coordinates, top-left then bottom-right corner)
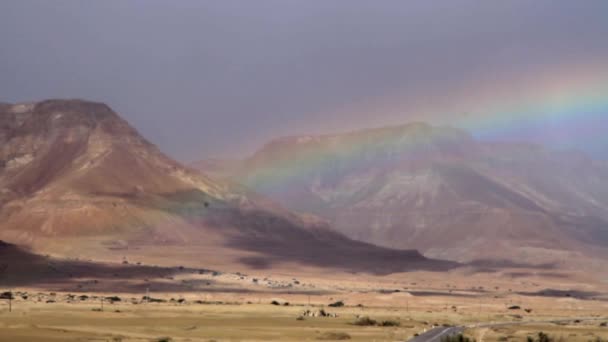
142 296 166 303
106 296 122 303
352 316 400 327
317 331 351 340
328 300 344 307
353 316 377 326
526 332 560 342
441 334 476 342
378 320 400 327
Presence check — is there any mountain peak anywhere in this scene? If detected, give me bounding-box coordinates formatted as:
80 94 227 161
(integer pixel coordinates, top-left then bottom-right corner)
1 99 138 137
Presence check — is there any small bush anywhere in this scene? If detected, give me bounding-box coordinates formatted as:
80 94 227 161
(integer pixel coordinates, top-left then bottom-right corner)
106 296 121 303
508 305 521 310
142 296 166 303
379 320 400 327
600 322 607 327
317 331 351 340
441 334 476 342
329 300 344 307
353 316 377 326
526 332 556 342
0 291 13 299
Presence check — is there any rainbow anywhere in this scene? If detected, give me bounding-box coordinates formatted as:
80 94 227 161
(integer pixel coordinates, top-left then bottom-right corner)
246 65 608 192
458 69 608 148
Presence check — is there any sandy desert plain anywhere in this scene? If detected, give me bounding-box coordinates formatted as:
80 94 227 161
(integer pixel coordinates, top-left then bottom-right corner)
1 258 608 342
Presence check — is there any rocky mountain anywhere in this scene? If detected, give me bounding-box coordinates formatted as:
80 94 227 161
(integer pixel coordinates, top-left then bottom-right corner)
192 122 608 263
0 100 452 274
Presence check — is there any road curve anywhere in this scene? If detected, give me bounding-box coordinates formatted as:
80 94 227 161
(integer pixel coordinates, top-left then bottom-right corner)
407 326 464 342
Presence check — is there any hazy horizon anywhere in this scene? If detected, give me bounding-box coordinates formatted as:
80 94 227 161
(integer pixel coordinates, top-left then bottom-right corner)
1 0 607 161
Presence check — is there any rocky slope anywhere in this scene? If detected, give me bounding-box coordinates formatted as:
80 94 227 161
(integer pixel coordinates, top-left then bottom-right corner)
0 100 452 274
193 123 608 263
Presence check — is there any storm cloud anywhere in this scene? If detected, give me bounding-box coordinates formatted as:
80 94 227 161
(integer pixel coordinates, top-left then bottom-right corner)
1 1 607 160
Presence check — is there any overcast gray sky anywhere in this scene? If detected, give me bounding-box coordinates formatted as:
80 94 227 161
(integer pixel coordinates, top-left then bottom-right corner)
1 1 607 160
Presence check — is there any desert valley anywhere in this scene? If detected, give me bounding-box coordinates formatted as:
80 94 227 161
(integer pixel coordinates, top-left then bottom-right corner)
2 1 608 341
0 100 606 341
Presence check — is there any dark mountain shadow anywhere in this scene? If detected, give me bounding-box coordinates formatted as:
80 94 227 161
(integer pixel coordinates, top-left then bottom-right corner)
516 289 606 301
468 259 557 270
0 240 182 288
200 208 460 275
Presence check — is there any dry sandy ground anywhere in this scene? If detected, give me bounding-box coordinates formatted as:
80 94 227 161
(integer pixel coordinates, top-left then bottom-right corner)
1 266 608 341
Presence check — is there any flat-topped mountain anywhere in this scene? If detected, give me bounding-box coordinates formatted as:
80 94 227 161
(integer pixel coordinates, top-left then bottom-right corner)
193 122 608 263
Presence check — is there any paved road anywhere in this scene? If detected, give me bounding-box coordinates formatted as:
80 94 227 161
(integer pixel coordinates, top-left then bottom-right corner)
407 317 608 342
408 326 464 342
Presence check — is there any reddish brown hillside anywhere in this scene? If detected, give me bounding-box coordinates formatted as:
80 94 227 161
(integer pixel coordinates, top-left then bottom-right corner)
0 100 453 274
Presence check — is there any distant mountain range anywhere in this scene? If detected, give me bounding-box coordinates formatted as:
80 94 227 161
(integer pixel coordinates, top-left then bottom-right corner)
0 99 452 274
192 122 608 263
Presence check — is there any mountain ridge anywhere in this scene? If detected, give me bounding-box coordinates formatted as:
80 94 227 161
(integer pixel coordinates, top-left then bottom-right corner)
192 121 608 264
0 99 454 274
